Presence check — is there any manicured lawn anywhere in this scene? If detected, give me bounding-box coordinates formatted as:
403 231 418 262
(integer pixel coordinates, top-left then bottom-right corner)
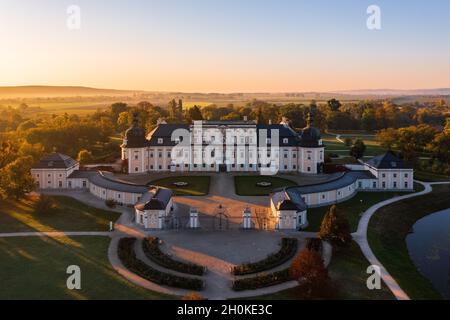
368 184 450 300
304 183 424 233
242 241 393 300
0 195 121 233
414 170 450 182
234 176 297 196
0 236 173 299
149 176 210 196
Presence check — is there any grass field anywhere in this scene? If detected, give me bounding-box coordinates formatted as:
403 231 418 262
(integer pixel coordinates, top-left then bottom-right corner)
368 184 450 300
0 236 173 300
245 241 394 300
234 176 297 196
304 183 424 233
148 176 211 196
0 195 121 233
414 170 450 182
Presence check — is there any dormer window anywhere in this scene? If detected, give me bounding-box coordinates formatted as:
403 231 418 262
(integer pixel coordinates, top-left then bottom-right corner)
158 138 163 144
283 138 288 144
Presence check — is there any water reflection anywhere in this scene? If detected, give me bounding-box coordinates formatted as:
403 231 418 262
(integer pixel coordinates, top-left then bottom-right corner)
406 209 450 299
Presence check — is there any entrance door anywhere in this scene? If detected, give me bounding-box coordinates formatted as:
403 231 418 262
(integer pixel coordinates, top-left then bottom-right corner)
219 164 227 173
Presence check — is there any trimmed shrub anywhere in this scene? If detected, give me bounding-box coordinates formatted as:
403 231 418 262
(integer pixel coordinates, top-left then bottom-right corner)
34 195 57 214
232 269 291 291
142 237 205 276
117 238 204 291
105 199 117 208
232 238 297 276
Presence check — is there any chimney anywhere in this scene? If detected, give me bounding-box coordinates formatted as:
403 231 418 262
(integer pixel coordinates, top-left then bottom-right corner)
243 116 248 121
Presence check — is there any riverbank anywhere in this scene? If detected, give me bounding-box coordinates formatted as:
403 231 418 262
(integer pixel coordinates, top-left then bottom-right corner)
368 184 450 300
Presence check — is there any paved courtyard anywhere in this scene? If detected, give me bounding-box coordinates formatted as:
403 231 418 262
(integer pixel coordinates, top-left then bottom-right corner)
116 171 340 230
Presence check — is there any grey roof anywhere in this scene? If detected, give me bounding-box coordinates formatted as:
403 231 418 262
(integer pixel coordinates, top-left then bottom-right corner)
88 171 148 194
147 124 190 147
365 151 412 169
135 187 173 210
278 199 306 211
124 120 324 148
32 153 78 169
286 171 376 198
271 189 307 212
67 170 96 179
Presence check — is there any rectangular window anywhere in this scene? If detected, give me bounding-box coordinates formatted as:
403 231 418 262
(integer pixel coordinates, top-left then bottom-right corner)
135 167 139 172
82 181 87 187
58 181 62 188
404 173 408 178
405 182 408 188
393 182 397 188
393 173 397 178
382 182 386 188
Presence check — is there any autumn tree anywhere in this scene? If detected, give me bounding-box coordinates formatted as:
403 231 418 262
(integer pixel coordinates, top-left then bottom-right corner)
327 99 342 112
350 139 366 159
77 149 94 165
0 156 36 199
186 105 203 122
319 205 352 247
289 248 333 299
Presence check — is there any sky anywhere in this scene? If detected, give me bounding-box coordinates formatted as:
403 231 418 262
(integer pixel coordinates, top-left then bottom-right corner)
0 0 449 92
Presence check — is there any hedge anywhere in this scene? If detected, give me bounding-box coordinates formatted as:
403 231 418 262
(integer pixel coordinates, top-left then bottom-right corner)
231 238 298 275
118 237 204 291
142 237 205 276
232 269 291 291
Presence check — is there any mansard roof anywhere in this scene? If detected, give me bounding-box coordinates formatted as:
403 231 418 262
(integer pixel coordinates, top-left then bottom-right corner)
127 120 324 148
365 151 413 169
32 153 78 169
147 124 190 146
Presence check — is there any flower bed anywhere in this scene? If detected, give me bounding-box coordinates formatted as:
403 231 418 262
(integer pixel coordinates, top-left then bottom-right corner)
232 269 291 291
142 237 205 276
231 238 298 275
118 238 204 291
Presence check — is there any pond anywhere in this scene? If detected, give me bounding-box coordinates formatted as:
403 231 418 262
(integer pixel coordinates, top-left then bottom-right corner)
406 209 450 299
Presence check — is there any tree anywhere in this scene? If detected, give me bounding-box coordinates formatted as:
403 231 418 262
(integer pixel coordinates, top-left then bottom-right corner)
117 111 131 132
289 248 332 299
319 205 352 247
0 156 36 199
186 105 203 122
350 139 366 159
110 102 128 123
344 137 353 147
327 98 342 112
77 149 94 165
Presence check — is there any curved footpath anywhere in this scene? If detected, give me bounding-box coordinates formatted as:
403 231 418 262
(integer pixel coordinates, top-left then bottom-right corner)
352 180 450 300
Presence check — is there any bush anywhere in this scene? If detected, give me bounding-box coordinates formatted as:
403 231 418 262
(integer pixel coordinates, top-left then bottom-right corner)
232 269 291 291
182 292 205 300
34 195 57 214
105 199 117 208
142 237 205 276
232 238 297 275
117 238 204 291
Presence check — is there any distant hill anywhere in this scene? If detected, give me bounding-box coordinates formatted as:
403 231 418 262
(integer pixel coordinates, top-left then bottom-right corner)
0 86 143 98
330 88 450 96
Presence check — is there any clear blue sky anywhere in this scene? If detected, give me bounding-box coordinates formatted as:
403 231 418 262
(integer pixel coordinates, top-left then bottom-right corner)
0 0 449 92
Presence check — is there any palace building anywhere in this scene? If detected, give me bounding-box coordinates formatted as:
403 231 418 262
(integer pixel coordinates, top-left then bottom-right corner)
121 111 325 175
